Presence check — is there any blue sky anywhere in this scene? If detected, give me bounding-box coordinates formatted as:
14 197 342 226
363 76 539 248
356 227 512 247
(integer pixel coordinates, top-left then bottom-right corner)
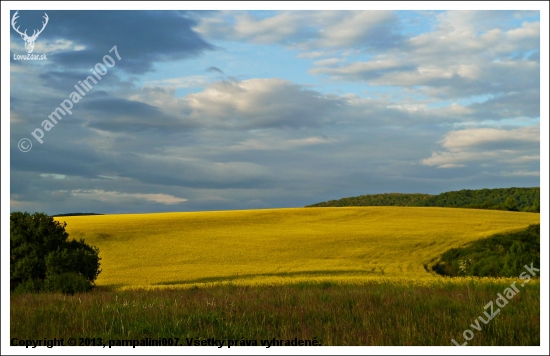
4 3 548 214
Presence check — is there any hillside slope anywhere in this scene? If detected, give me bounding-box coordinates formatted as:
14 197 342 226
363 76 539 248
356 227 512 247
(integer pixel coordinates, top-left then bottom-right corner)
55 207 539 288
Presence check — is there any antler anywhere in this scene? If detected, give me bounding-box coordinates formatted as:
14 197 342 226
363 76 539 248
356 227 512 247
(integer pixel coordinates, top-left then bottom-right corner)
28 13 49 41
11 11 49 41
11 10 28 38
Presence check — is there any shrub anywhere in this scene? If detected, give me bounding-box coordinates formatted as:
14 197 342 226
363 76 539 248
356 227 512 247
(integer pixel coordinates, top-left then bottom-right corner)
13 278 43 294
10 211 101 294
44 272 93 294
432 224 539 277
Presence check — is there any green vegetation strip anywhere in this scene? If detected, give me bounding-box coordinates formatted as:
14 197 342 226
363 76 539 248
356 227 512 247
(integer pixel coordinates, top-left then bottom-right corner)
433 224 540 277
11 281 539 346
307 187 540 212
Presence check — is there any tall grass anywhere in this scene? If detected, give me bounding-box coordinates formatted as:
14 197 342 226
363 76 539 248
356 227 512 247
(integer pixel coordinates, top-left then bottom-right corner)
11 280 539 346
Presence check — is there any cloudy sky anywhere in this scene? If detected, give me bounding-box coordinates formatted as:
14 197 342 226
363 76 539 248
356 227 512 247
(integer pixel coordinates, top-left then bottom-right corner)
5 4 547 214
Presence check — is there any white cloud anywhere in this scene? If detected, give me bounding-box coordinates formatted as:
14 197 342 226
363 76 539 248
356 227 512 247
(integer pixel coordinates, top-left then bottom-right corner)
422 150 509 168
40 173 66 180
501 170 540 177
438 126 539 152
70 190 187 205
184 78 344 129
230 136 337 151
422 126 540 168
313 11 397 48
313 57 344 67
195 10 400 50
308 12 539 100
298 51 327 59
506 21 539 43
10 39 85 54
143 75 210 89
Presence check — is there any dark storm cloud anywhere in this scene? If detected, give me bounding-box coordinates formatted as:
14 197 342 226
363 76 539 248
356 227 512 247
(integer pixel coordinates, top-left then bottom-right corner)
206 66 224 74
37 70 134 92
79 96 196 132
11 140 103 178
11 10 214 74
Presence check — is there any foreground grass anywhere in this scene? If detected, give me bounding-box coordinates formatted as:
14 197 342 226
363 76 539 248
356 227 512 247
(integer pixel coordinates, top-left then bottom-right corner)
11 280 539 346
55 207 539 288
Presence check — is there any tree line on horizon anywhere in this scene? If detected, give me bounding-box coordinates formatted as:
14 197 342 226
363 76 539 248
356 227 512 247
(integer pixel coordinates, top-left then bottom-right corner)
306 187 540 213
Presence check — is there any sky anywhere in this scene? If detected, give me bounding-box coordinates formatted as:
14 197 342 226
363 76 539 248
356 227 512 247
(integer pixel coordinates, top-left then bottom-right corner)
4 3 548 215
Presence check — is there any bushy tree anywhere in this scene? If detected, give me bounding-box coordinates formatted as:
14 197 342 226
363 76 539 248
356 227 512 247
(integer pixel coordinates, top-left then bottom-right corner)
10 212 101 294
504 196 518 211
432 224 539 278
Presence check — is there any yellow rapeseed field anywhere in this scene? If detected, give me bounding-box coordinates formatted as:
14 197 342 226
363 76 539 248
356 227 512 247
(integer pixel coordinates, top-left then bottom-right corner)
55 207 539 289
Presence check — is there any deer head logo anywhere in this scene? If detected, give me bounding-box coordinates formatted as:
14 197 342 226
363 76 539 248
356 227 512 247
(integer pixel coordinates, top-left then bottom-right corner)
11 10 49 54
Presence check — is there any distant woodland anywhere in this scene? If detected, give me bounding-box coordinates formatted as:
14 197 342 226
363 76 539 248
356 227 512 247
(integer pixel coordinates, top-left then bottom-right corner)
52 213 104 217
307 187 540 212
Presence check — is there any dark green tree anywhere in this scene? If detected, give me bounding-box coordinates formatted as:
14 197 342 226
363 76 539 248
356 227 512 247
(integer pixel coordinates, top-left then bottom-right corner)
433 224 539 278
529 199 540 213
10 212 101 294
504 196 518 211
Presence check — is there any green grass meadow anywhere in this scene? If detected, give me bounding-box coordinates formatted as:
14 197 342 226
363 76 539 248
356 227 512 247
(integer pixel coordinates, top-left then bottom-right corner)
11 280 539 346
